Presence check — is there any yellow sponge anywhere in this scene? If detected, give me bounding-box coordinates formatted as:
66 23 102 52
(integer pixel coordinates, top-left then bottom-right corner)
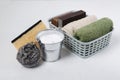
11 20 46 50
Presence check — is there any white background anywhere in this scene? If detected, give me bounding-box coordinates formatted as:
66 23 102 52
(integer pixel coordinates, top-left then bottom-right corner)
0 0 120 80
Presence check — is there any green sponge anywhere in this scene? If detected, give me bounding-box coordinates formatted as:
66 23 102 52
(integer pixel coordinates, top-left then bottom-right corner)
74 17 113 42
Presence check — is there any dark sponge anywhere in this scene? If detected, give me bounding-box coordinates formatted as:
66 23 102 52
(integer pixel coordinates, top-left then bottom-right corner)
17 42 42 68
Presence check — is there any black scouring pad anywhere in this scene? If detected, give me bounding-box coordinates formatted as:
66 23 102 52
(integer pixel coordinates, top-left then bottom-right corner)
17 42 42 68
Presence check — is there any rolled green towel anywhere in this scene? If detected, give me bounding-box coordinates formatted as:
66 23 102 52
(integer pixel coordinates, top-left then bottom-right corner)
74 17 113 42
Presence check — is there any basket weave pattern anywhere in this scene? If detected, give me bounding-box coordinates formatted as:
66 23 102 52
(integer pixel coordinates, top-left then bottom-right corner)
49 22 112 58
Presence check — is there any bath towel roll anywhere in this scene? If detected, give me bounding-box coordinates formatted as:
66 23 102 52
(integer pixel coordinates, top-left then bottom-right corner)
61 24 74 36
62 15 97 36
73 15 97 33
51 10 86 27
74 17 113 42
51 11 73 27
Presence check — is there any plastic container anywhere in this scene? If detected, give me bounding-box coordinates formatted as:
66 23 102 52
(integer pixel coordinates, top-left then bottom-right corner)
49 22 112 58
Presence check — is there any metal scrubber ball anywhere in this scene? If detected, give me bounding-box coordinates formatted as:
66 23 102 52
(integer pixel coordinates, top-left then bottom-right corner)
17 42 42 68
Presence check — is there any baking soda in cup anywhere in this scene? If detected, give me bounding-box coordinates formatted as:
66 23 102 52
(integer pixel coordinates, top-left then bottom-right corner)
36 29 64 62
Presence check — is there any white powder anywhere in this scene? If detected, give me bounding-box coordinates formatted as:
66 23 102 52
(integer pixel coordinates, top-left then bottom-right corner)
40 34 63 44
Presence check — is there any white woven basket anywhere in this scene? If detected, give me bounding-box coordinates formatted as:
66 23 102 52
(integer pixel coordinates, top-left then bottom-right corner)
49 22 112 58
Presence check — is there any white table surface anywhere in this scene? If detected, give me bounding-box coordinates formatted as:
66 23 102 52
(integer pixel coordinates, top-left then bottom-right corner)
0 0 120 80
